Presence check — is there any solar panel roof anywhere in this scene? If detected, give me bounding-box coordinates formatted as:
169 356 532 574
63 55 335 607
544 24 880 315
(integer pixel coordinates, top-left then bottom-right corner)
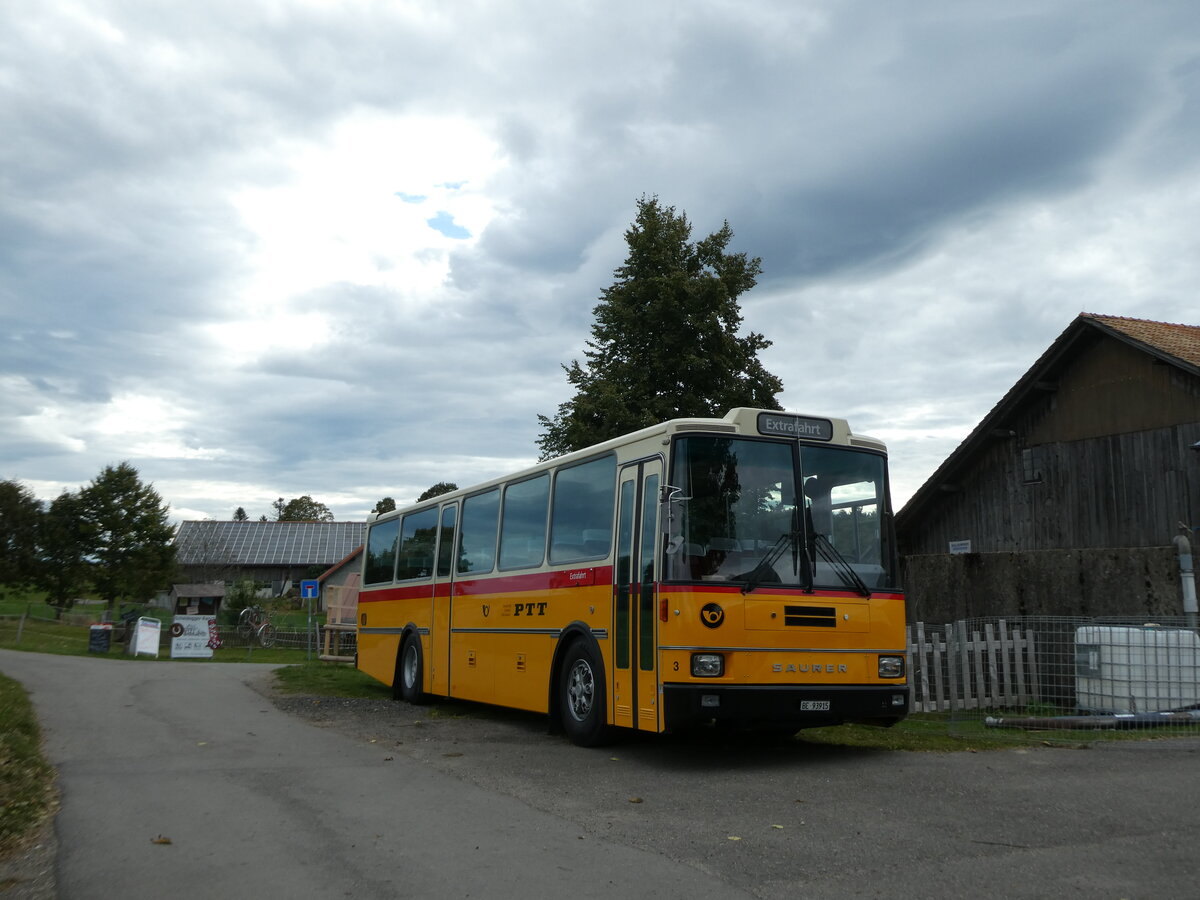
174 521 366 566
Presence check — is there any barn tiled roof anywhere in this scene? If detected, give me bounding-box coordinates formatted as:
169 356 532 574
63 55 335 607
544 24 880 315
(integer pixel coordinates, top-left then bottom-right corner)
1083 313 1200 371
174 520 366 566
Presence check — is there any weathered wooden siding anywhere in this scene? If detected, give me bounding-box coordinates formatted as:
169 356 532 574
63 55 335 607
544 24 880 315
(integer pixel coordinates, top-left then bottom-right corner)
1029 338 1200 443
904 423 1200 555
903 546 1184 623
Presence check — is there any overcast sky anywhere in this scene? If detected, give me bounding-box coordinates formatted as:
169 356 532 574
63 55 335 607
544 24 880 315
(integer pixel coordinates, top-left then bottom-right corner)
3 1 1198 524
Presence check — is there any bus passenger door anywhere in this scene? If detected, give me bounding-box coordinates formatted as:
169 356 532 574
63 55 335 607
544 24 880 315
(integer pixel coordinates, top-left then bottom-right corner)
613 459 661 732
431 502 458 697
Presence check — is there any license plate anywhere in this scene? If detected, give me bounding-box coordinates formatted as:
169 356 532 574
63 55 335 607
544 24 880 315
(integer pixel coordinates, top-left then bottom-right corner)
800 700 831 711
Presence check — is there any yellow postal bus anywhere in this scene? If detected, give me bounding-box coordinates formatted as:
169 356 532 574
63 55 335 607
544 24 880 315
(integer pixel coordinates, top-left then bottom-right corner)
357 408 908 745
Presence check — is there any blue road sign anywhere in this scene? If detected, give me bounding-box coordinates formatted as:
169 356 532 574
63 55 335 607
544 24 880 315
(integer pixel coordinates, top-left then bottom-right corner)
300 580 320 600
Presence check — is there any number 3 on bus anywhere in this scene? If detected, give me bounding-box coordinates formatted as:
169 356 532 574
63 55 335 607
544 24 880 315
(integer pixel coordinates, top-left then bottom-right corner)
356 408 909 746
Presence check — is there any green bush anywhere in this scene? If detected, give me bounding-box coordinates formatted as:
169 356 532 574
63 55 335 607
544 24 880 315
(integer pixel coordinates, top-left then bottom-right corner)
220 579 260 627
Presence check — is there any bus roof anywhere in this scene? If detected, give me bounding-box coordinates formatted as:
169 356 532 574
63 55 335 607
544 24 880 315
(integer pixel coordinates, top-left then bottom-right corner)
368 408 886 523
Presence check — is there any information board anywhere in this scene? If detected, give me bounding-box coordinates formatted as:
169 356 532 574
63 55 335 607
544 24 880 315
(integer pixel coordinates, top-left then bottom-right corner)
88 623 112 654
170 615 221 658
130 617 161 657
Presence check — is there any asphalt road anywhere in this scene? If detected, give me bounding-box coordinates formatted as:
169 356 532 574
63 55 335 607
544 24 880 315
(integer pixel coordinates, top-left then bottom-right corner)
0 650 750 899
5 649 1200 899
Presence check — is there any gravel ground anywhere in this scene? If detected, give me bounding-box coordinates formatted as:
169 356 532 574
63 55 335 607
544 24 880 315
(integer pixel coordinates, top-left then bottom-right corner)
267 691 1200 900
0 817 58 900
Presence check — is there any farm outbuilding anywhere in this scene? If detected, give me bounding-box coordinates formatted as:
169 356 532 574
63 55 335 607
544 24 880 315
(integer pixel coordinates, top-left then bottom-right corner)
897 313 1200 622
173 520 365 609
168 583 226 616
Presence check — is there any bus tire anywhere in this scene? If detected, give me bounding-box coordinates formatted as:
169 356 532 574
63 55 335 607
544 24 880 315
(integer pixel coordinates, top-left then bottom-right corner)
396 635 428 705
559 639 610 747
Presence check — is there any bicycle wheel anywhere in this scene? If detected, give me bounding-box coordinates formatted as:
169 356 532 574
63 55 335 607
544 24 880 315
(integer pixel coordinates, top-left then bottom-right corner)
256 622 276 648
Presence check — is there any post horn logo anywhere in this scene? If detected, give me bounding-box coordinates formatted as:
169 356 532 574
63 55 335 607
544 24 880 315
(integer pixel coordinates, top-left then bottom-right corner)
700 603 725 628
482 604 490 617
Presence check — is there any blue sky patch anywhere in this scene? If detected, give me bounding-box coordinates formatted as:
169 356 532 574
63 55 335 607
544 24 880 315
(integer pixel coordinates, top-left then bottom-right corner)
426 210 471 239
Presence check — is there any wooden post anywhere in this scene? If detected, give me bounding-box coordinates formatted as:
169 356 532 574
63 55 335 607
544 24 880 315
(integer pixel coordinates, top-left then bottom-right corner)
984 622 1001 708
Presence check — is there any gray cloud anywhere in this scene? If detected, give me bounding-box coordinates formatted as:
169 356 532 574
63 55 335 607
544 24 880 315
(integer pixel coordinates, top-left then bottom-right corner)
2 0 1199 520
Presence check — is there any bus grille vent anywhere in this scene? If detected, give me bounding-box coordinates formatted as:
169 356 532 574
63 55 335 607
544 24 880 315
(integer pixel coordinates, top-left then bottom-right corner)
784 605 837 627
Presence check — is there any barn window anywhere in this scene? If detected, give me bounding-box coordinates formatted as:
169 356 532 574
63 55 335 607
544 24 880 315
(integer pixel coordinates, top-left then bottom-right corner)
1021 446 1045 484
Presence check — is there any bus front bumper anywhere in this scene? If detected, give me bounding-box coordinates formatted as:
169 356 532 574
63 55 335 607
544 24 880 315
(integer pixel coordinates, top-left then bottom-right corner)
662 683 910 731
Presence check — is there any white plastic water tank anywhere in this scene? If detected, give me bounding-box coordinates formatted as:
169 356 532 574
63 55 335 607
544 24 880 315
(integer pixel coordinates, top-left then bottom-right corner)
1075 625 1200 714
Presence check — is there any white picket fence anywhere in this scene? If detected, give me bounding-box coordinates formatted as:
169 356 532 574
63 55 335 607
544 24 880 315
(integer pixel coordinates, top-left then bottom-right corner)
906 620 1041 713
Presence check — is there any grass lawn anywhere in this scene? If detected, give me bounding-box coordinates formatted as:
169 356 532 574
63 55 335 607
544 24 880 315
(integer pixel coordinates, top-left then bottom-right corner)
0 673 55 857
274 661 392 699
0 615 313 664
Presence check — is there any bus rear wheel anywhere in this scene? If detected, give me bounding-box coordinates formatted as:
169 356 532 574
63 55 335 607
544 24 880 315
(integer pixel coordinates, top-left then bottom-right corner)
395 635 428 705
559 639 610 747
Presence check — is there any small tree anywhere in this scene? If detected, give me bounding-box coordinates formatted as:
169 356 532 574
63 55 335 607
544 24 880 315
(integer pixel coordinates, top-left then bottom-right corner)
221 578 260 626
417 482 458 503
233 507 249 522
76 462 177 608
537 196 783 459
276 496 334 522
37 491 92 615
373 497 396 515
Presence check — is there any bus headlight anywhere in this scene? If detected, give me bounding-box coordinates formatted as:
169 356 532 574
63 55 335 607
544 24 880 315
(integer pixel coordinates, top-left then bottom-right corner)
878 655 905 678
691 653 724 677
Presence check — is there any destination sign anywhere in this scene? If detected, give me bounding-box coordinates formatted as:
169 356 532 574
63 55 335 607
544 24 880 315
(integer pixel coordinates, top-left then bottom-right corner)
757 412 833 441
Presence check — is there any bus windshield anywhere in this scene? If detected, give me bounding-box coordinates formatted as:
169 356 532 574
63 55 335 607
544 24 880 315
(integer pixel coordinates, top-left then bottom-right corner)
664 436 895 591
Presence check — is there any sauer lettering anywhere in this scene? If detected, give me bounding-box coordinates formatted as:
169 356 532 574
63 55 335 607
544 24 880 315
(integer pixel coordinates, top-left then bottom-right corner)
773 662 848 673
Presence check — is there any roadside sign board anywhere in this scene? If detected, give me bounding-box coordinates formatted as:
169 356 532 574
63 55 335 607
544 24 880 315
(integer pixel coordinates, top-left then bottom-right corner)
300 580 320 600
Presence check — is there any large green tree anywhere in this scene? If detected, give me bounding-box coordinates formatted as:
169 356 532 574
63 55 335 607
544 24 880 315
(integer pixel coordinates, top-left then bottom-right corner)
76 462 176 607
275 495 334 522
0 480 43 593
537 196 783 459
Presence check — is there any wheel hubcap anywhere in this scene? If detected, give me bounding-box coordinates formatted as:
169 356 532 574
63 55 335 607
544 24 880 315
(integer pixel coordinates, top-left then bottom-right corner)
404 644 417 688
567 659 594 721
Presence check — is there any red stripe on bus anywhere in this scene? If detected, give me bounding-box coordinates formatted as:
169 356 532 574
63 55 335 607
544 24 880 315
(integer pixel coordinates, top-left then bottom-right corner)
357 566 615 603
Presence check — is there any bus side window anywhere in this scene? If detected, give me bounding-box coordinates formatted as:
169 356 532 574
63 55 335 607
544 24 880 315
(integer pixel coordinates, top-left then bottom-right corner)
397 507 438 580
436 504 458 578
364 519 400 585
549 455 616 563
499 474 549 570
458 489 499 574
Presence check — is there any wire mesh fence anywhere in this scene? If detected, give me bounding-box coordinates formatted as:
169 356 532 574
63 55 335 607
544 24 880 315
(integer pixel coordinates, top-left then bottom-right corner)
907 616 1200 740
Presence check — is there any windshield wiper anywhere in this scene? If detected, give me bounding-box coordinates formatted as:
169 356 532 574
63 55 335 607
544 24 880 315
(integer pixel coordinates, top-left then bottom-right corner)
812 533 871 597
735 531 812 595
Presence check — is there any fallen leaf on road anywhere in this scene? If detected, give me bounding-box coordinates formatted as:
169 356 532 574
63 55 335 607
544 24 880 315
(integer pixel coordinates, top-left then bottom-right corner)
728 836 741 841
628 797 643 804
151 836 172 845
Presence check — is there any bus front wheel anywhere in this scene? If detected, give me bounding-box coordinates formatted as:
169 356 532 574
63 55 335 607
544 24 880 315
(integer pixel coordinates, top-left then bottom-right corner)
559 640 610 747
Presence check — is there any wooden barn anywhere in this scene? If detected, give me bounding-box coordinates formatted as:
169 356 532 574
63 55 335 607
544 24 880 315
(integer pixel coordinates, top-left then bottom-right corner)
897 313 1200 622
173 520 365 609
